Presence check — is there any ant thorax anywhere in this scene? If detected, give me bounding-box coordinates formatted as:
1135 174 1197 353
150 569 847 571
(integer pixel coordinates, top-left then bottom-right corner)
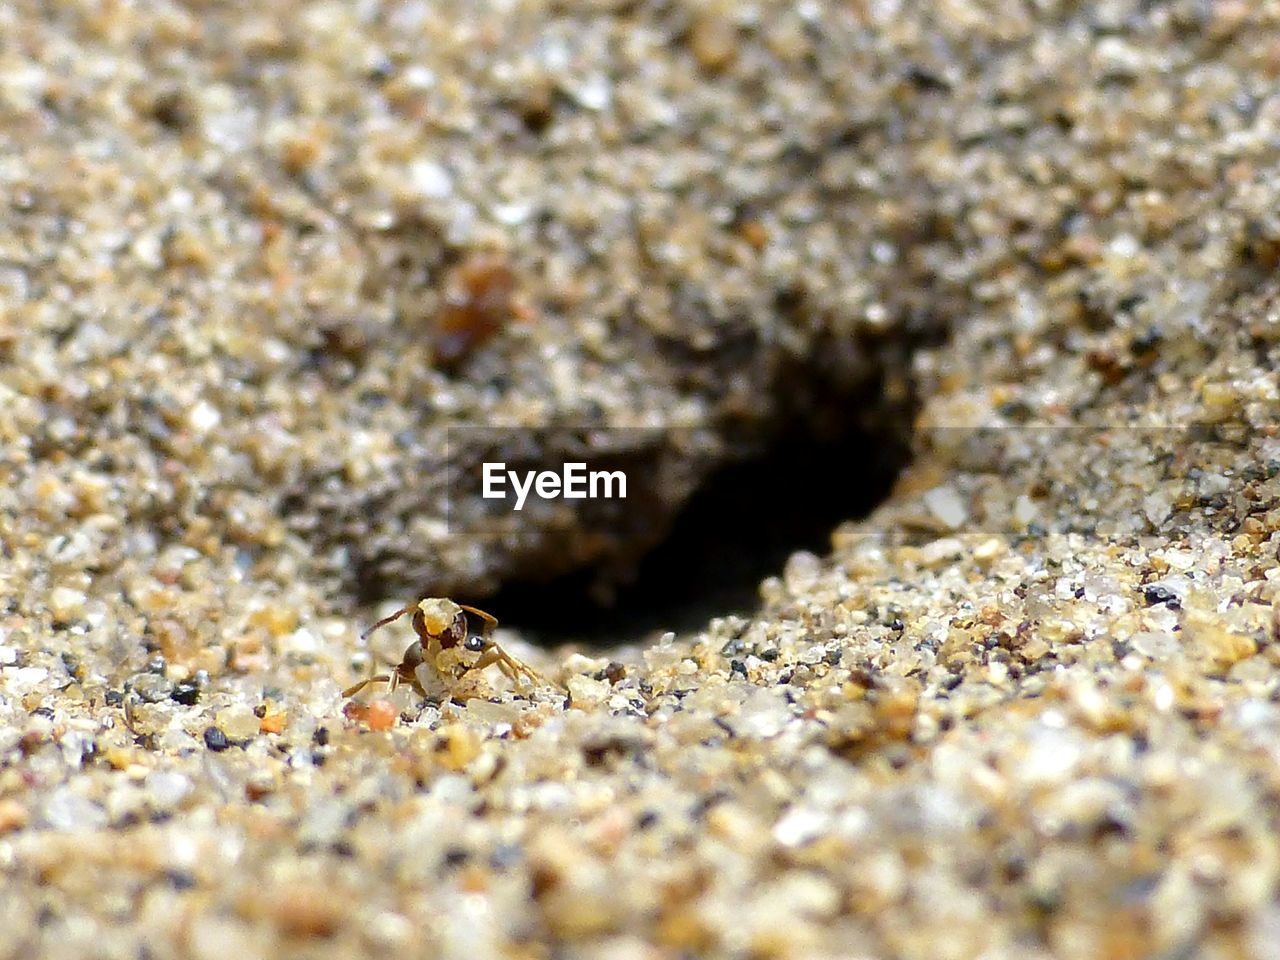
412 654 456 700
414 643 497 702
431 642 485 677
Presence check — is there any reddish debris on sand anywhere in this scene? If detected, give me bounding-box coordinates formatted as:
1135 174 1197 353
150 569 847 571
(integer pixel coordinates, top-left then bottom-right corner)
343 699 397 731
433 253 518 368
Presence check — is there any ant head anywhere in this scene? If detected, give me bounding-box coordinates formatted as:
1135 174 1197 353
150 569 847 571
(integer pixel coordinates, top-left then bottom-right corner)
417 598 463 636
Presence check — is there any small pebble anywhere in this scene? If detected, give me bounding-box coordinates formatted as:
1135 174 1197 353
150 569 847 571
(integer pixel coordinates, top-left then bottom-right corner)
48 587 86 623
269 885 344 939
42 787 106 831
130 674 175 704
1142 584 1180 609
215 704 261 740
0 799 28 833
343 699 397 731
690 13 737 72
567 675 610 710
924 486 968 530
203 727 230 752
147 771 192 809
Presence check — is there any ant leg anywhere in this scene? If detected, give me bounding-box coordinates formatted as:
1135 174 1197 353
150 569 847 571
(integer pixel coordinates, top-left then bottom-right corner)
469 647 502 673
342 675 391 698
469 647 524 685
473 646 544 687
361 604 414 641
490 653 521 683
503 652 547 686
348 603 415 698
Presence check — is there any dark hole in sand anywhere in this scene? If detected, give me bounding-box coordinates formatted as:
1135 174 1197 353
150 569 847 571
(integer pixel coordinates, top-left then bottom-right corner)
487 420 909 647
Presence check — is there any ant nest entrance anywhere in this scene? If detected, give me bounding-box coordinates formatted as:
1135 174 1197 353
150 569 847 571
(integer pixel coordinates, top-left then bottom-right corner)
484 418 911 648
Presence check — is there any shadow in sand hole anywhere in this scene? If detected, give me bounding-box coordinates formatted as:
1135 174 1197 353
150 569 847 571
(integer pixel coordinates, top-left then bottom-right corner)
486 423 908 647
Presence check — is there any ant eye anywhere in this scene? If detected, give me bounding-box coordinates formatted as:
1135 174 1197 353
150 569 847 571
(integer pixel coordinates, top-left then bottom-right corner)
463 635 486 652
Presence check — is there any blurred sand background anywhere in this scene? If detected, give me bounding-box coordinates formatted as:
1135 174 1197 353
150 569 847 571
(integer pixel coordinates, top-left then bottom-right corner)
4 2 1280 958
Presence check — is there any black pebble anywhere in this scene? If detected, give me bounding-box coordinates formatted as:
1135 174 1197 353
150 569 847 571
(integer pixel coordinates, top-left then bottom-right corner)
442 847 470 867
1129 327 1162 356
1143 585 1181 609
164 870 196 890
203 727 229 751
171 683 200 706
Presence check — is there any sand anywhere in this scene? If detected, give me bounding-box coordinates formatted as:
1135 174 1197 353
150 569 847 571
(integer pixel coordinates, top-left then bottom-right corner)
3 1 1280 958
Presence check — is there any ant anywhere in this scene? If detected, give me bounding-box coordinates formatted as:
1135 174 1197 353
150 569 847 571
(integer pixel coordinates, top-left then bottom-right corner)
342 597 548 702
